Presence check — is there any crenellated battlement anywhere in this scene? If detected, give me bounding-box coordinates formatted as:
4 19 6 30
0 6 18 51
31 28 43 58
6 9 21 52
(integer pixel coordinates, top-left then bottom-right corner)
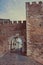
0 19 26 25
26 1 43 6
26 1 43 16
13 20 26 24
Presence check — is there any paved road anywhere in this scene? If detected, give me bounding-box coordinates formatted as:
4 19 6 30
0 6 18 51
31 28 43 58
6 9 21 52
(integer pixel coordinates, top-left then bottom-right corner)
0 52 43 65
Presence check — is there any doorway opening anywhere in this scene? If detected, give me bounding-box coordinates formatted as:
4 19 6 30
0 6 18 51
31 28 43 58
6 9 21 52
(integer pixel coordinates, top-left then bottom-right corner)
9 34 27 56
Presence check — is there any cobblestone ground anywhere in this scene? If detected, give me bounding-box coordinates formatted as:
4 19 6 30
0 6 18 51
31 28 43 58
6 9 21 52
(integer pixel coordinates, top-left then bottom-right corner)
0 52 43 65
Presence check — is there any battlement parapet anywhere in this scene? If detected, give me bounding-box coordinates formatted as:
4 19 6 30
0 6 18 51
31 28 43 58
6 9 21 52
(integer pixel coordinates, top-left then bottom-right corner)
26 1 43 16
0 19 26 25
26 1 43 6
13 20 26 24
26 1 43 8
0 19 11 24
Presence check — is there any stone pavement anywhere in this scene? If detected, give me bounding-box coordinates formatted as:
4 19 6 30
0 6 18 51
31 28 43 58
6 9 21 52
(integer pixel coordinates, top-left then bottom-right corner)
0 52 43 65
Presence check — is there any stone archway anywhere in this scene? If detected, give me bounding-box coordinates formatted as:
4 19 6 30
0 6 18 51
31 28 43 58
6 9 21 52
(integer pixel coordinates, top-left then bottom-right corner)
8 34 26 55
11 36 23 53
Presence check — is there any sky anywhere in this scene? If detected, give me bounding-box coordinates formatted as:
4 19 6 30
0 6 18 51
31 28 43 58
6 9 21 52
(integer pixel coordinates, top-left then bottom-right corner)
0 0 43 21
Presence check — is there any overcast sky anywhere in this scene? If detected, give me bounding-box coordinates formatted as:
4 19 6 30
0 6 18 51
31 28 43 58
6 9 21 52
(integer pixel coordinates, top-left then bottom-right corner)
0 0 43 21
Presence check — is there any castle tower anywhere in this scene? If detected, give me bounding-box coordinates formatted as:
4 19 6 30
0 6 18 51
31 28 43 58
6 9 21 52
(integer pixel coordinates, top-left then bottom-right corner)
26 1 43 58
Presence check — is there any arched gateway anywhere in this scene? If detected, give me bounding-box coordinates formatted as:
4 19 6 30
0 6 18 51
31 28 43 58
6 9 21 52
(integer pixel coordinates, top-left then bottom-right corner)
8 34 27 55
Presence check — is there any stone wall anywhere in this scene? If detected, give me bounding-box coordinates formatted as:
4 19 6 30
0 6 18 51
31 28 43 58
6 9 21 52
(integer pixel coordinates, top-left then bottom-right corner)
0 19 26 56
26 1 43 60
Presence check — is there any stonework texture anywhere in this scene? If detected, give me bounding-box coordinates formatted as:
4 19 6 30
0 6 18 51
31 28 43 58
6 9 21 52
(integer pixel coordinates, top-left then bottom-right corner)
26 1 43 62
0 19 26 56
